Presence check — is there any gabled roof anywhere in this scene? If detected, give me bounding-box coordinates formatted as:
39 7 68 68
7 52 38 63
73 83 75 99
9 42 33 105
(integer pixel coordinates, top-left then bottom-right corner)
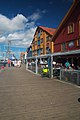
33 26 56 37
52 0 80 41
39 26 56 35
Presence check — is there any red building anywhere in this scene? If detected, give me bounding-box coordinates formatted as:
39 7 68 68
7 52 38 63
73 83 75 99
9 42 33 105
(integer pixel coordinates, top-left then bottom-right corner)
52 0 80 66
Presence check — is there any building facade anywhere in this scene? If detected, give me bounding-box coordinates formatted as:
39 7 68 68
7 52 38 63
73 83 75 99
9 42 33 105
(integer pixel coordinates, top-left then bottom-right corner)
32 26 56 56
52 0 80 65
52 0 80 52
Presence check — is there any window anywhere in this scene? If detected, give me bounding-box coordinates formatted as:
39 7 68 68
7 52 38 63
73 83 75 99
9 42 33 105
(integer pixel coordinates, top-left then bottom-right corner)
46 47 50 54
46 36 51 41
46 43 49 47
37 49 40 55
40 38 43 43
77 38 80 46
38 40 40 46
37 49 43 55
68 41 74 48
46 36 49 41
35 50 37 55
68 23 74 34
40 49 43 54
37 30 42 38
38 32 40 38
35 41 37 45
61 42 66 51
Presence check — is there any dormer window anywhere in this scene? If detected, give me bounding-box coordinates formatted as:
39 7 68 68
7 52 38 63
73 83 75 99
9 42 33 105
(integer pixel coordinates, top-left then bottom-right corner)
68 23 74 34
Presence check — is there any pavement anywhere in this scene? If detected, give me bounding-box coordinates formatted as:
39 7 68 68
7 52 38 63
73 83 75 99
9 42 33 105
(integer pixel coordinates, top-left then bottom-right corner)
0 65 80 120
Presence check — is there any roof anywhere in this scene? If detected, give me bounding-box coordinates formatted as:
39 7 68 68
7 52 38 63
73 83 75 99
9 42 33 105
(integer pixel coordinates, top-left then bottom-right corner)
52 0 80 41
39 26 56 35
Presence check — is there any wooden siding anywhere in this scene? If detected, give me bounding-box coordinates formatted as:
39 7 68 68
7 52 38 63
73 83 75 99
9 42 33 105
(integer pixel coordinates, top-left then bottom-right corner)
54 3 80 52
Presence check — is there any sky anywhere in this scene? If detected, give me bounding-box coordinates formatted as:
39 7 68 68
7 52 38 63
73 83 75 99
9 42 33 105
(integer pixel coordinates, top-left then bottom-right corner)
0 0 73 59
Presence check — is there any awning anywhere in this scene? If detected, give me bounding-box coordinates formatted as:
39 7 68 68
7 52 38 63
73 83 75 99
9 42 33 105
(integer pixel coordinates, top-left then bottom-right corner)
27 49 80 59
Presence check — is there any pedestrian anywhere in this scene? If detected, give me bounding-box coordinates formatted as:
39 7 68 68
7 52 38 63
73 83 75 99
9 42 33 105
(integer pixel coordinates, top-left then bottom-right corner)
17 59 21 68
7 59 11 67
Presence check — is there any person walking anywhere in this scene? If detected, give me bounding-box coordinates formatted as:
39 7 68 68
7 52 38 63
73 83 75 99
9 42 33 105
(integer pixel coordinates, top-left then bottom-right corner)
7 59 11 67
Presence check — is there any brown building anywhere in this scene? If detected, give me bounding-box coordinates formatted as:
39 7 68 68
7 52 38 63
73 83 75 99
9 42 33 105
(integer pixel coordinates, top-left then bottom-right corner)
32 26 56 56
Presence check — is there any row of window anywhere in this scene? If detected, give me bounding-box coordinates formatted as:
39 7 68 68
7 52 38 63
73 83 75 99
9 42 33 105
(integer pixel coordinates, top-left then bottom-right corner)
32 36 50 46
61 39 80 51
33 48 43 55
33 46 51 55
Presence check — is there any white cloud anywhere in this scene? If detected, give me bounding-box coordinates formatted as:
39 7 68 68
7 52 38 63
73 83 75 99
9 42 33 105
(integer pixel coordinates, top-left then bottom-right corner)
25 22 35 28
0 36 6 42
0 13 39 48
6 27 36 47
0 14 28 33
0 27 36 48
0 10 45 58
28 11 41 21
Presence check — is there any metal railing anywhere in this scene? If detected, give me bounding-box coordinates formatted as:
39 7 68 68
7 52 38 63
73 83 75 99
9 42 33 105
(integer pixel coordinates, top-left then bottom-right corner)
27 62 60 78
60 69 80 85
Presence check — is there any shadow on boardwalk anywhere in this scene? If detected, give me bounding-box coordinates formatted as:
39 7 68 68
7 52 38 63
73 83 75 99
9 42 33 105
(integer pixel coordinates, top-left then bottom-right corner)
0 64 80 120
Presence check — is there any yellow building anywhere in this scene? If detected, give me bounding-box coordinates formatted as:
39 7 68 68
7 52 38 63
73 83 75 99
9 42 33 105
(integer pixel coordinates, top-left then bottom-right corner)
32 26 56 56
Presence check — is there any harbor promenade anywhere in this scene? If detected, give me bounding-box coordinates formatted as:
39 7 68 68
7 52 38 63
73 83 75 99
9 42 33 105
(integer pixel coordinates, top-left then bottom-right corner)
0 65 80 120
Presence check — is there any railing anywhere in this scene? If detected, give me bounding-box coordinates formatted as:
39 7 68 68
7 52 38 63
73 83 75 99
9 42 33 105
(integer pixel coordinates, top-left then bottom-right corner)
27 62 60 78
28 63 36 73
60 69 80 85
27 63 80 86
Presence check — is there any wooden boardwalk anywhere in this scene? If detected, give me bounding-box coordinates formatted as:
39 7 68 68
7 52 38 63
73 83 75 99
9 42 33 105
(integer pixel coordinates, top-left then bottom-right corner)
0 65 80 120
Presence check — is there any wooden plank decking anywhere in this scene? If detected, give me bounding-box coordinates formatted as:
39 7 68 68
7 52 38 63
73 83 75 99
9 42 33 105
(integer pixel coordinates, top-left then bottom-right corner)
0 65 80 120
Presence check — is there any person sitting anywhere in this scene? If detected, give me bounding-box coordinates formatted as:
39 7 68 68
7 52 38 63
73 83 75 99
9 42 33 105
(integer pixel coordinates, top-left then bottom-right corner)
41 65 49 77
65 60 70 69
71 64 75 70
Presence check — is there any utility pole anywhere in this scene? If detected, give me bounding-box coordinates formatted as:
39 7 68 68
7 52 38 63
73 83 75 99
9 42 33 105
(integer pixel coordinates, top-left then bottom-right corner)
6 40 11 59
